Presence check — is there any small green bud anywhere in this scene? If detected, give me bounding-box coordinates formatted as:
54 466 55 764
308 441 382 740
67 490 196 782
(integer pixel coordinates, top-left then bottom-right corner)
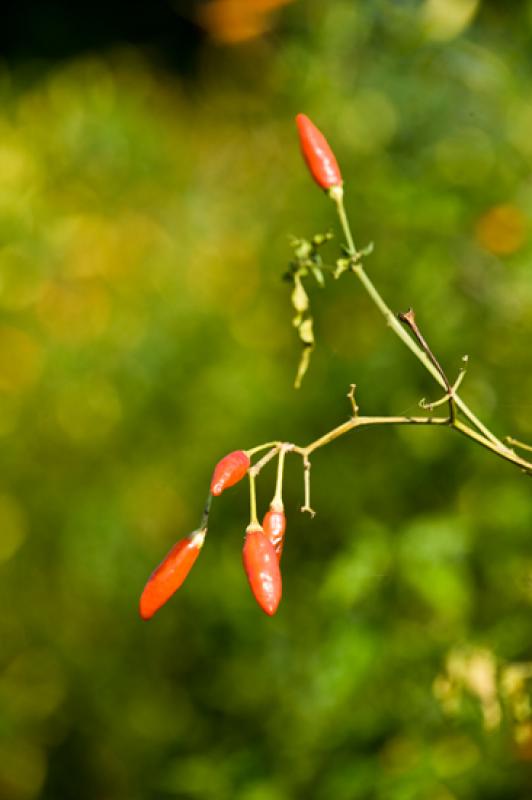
291 277 309 314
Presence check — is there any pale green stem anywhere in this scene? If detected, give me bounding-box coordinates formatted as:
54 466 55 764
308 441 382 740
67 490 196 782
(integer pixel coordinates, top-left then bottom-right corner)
248 472 259 528
302 415 531 474
333 193 509 452
272 447 287 508
246 413 531 486
506 437 532 454
199 493 212 530
247 441 280 457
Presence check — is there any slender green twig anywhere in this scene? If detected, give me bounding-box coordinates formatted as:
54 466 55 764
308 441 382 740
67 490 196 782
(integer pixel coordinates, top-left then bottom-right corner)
246 184 531 518
506 437 532 454
398 308 457 423
249 446 280 478
248 411 531 513
332 191 510 453
420 362 467 411
248 472 259 527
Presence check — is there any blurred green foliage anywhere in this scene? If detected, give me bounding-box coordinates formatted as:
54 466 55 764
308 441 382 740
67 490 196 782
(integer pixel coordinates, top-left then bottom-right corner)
1 1 532 798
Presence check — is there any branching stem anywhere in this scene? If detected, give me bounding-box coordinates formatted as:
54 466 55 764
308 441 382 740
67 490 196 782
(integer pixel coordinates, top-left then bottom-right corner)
245 186 531 516
248 412 531 494
333 192 511 453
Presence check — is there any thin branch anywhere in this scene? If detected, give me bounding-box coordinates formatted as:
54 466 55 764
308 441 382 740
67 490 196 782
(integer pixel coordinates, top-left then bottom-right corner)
348 383 359 416
246 412 532 504
200 492 213 530
332 192 512 453
301 454 315 517
245 183 532 516
304 414 449 456
300 415 531 474
398 308 456 423
506 437 532 454
249 446 280 478
420 360 467 411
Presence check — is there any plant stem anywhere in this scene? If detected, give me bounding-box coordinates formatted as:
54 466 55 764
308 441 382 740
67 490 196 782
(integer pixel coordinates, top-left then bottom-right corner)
333 193 509 452
247 441 280 457
247 192 532 487
300 454 315 516
248 472 259 527
200 493 213 530
249 413 532 482
506 437 532 454
304 414 448 455
302 415 532 473
272 446 288 507
249 446 280 478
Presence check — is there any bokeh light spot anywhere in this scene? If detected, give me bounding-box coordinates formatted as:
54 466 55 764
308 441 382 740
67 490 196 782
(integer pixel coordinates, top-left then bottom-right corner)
37 280 111 342
0 493 26 563
0 247 44 311
55 378 122 444
475 204 527 255
0 649 66 721
0 739 46 799
339 91 398 155
0 326 43 394
435 128 494 186
422 0 480 41
123 465 186 544
198 0 293 44
0 139 40 191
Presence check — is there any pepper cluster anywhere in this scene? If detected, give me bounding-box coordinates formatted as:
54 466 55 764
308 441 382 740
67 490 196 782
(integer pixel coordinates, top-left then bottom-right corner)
139 114 339 620
139 449 286 619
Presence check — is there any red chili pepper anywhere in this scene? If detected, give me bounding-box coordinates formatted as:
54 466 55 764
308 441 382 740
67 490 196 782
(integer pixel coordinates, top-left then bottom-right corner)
210 450 250 496
295 113 342 190
242 524 282 616
262 501 286 561
139 528 206 620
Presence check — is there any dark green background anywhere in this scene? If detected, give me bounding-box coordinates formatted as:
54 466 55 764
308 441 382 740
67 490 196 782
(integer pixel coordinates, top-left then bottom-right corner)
0 1 531 798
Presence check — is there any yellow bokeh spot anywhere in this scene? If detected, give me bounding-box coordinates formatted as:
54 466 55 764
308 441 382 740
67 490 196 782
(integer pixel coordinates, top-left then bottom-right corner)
0 138 40 191
122 464 186 544
475 204 527 255
198 0 292 44
51 212 170 283
0 649 66 721
507 101 532 161
0 738 46 799
0 326 43 394
422 0 480 41
186 235 260 314
55 378 122 444
0 494 26 563
37 279 111 342
0 397 19 437
0 246 44 311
